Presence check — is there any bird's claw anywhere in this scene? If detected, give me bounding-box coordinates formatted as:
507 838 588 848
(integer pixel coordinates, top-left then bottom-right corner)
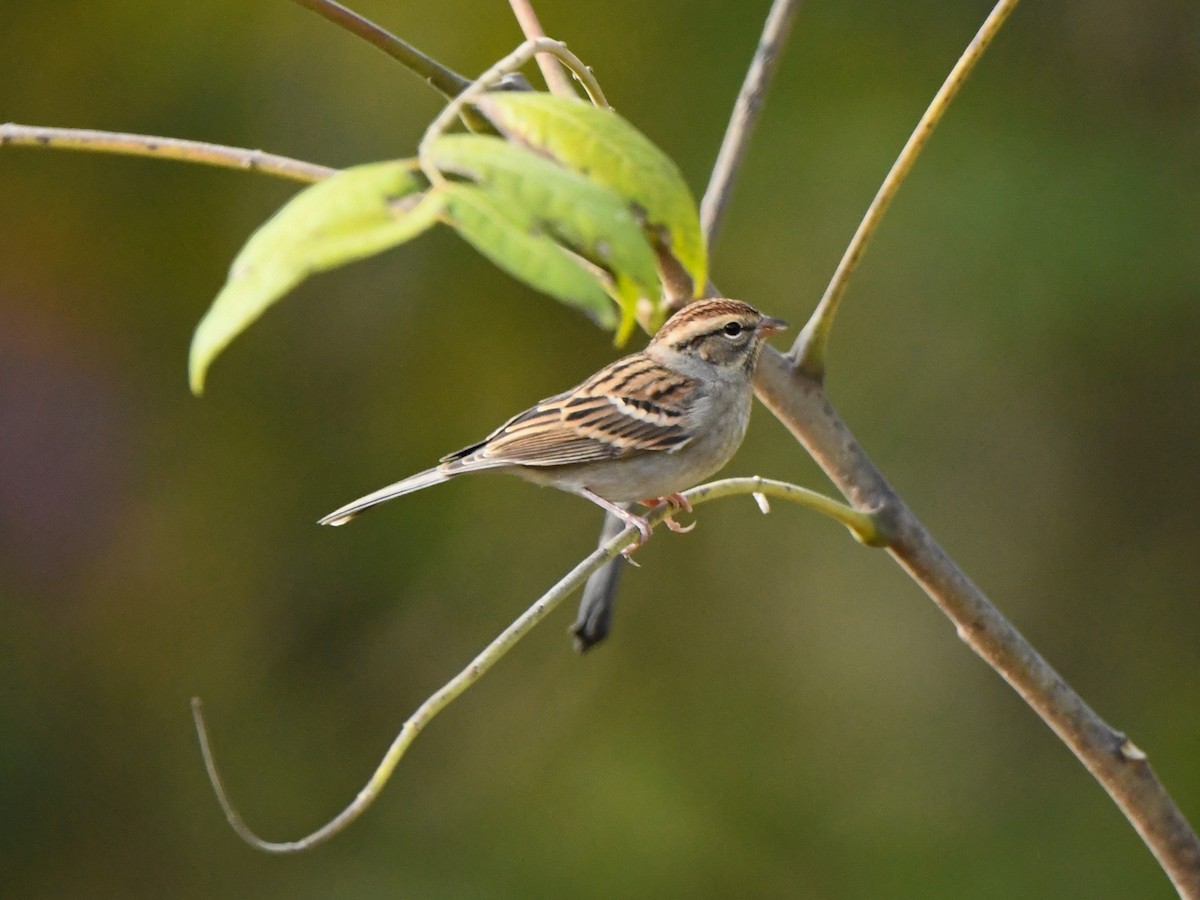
663 516 695 534
618 512 653 561
665 493 693 515
613 493 695 560
640 492 696 535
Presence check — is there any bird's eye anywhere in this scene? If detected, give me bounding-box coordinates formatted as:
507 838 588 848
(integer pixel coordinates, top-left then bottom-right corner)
722 321 743 337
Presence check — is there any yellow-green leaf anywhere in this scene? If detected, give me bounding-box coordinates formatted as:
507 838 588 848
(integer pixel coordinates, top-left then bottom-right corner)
189 160 438 394
439 182 618 330
429 134 659 340
472 92 707 301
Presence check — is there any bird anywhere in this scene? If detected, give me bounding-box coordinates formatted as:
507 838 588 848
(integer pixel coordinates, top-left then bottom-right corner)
319 298 787 553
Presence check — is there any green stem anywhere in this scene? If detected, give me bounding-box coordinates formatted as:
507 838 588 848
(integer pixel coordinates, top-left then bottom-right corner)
192 475 871 853
792 0 1021 380
688 477 884 545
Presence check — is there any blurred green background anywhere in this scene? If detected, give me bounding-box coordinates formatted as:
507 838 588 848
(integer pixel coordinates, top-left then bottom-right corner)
3 1 1198 896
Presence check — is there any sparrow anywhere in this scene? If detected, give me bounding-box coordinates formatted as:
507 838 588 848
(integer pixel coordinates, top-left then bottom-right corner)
320 298 787 553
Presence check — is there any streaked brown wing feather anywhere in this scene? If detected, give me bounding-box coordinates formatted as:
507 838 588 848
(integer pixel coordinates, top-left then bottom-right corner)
442 354 697 469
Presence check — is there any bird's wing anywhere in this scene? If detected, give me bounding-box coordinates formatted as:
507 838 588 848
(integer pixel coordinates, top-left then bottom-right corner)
443 353 698 469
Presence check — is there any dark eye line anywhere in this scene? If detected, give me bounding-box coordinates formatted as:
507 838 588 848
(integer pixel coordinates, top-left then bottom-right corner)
673 322 749 351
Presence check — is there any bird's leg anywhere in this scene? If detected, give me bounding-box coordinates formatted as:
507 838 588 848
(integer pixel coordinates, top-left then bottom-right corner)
576 488 652 557
639 492 696 534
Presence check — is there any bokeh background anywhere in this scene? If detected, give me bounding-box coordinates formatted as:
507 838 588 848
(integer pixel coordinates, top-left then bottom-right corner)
3 1 1199 896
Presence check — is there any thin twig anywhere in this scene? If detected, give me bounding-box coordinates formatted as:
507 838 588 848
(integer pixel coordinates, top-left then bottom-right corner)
791 0 1021 380
418 38 608 186
193 477 875 852
290 0 506 134
0 123 335 184
507 0 575 97
700 0 801 258
290 0 469 99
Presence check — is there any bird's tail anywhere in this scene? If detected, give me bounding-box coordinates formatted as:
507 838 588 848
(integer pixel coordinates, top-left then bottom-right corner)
318 466 453 526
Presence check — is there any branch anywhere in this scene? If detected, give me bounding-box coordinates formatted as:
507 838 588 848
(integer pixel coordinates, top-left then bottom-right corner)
791 0 1020 380
290 0 470 99
713 1 1199 889
752 348 1200 896
507 0 575 97
700 0 801 258
193 477 875 852
418 37 608 186
16 3 1194 887
0 123 335 184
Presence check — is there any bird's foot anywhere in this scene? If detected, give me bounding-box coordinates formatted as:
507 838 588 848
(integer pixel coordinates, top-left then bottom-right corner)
616 509 653 561
641 493 696 534
574 487 653 560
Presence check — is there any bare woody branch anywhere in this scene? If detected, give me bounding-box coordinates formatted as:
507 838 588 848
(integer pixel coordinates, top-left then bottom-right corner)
507 0 576 97
700 0 801 257
290 0 470 99
752 349 1200 895
0 123 334 184
10 1 1194 889
697 0 1200 890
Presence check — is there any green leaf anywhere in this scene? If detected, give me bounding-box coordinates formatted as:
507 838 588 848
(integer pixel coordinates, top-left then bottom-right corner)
189 160 439 395
429 134 660 341
472 92 707 302
439 182 618 330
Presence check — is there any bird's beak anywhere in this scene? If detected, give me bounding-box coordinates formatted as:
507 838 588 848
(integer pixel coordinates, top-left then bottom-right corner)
756 316 789 337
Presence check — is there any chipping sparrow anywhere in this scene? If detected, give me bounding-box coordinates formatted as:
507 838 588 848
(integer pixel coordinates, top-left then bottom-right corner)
320 298 787 552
